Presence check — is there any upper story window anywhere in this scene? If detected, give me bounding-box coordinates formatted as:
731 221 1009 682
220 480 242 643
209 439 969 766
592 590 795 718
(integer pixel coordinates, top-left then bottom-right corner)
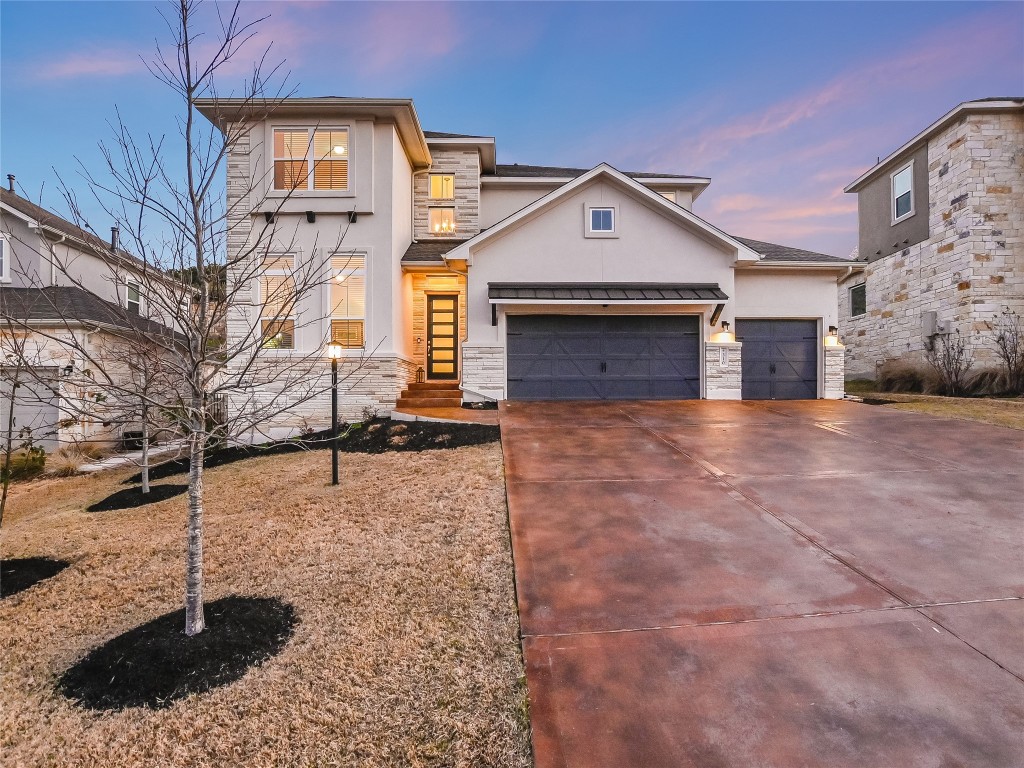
0 233 9 282
273 128 349 191
586 206 617 238
659 192 676 203
259 255 296 349
891 162 914 223
330 253 366 349
126 279 141 314
850 283 866 317
429 174 455 200
429 207 457 236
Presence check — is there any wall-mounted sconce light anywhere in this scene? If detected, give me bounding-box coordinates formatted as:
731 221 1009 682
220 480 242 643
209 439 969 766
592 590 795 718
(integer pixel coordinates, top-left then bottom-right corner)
348 211 358 224
721 321 730 333
306 211 316 223
62 364 74 378
828 325 838 336
825 325 840 347
264 211 275 224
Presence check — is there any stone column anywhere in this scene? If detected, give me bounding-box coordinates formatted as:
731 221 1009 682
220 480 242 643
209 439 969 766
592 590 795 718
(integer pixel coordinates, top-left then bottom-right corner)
705 342 742 400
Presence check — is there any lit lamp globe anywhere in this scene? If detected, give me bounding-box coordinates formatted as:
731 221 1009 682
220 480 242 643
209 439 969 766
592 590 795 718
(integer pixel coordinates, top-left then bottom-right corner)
326 341 344 360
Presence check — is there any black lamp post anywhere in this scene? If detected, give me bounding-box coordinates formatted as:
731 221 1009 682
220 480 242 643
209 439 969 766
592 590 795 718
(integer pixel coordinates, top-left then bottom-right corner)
326 341 343 485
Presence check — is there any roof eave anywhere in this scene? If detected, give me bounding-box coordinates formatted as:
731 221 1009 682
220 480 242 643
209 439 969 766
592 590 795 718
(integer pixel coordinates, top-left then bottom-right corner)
426 137 497 173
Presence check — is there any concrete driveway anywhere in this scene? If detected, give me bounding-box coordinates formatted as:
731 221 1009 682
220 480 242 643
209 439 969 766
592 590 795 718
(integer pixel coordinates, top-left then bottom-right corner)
499 400 1024 768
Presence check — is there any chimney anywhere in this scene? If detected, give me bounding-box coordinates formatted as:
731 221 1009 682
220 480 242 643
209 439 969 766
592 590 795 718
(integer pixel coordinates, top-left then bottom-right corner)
6 174 14 192
110 226 119 251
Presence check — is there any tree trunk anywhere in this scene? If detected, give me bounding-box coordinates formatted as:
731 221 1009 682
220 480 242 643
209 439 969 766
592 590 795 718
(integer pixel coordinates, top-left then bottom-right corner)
184 427 205 635
0 373 18 529
140 409 150 495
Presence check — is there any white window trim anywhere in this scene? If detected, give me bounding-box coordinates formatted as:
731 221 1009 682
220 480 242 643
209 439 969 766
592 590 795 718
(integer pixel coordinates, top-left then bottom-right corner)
849 283 867 317
126 279 142 313
330 251 367 350
267 123 354 197
258 254 297 352
428 206 458 236
428 173 456 200
585 204 618 239
890 160 915 224
0 233 10 283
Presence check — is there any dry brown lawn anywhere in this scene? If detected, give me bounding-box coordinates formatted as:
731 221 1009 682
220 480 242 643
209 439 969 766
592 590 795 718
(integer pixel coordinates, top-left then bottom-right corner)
1 445 532 768
850 391 1024 430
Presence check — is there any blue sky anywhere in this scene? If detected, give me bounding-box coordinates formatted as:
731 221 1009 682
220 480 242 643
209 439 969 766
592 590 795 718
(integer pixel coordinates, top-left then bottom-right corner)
2 1 1022 256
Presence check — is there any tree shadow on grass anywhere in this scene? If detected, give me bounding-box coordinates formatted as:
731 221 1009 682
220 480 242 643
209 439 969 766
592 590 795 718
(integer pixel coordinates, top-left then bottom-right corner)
86 484 189 512
58 595 297 710
1 557 71 598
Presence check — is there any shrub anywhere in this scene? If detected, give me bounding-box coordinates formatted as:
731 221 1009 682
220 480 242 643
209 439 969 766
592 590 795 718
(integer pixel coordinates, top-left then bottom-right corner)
926 330 974 396
47 447 88 478
876 361 940 394
991 307 1024 395
1 447 47 483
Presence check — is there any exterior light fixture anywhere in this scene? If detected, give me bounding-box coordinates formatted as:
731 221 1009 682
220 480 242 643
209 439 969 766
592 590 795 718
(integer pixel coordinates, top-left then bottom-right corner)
326 341 344 486
828 325 838 337
825 326 840 347
62 364 74 377
721 321 730 333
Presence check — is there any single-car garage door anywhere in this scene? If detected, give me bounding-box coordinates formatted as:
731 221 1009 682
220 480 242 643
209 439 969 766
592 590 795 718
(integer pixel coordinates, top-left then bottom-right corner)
506 315 700 400
736 319 818 400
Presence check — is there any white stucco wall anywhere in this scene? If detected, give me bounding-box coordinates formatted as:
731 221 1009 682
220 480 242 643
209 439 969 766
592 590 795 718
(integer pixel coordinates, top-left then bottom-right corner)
733 269 840 325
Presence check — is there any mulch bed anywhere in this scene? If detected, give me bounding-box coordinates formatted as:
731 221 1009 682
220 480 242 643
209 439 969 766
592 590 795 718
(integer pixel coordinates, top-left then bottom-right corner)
87 484 189 512
125 418 500 484
58 595 297 710
1 557 70 598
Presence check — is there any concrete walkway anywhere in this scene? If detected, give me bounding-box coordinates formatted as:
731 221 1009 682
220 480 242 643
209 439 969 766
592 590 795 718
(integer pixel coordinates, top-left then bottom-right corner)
500 400 1024 768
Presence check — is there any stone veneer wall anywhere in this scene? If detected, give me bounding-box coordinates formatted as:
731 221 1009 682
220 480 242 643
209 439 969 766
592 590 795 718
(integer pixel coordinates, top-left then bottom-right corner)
824 345 846 399
461 346 505 401
413 149 481 239
840 111 1024 379
704 342 742 399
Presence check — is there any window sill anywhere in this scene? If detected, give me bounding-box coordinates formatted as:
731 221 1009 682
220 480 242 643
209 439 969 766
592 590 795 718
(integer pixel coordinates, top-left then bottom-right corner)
585 231 619 239
891 210 915 225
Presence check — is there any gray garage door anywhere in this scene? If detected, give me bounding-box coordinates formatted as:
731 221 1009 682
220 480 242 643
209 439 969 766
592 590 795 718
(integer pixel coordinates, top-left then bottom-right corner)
736 319 818 400
0 372 60 453
507 315 700 400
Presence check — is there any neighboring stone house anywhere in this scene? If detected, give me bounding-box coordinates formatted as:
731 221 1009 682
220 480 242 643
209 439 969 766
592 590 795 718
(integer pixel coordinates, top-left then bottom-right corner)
0 185 179 451
197 97 853 435
839 98 1024 379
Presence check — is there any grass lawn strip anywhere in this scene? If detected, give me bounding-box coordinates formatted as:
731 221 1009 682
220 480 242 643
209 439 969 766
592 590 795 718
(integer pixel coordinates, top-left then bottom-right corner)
847 387 1024 430
0 445 530 767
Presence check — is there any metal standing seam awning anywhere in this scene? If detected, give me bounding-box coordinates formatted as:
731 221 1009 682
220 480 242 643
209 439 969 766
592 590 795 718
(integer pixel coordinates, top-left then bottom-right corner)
487 282 729 324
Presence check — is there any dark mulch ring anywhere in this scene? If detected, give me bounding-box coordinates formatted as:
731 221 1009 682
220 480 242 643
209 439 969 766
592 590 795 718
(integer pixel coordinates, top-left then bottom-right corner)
58 595 297 710
125 418 500 484
1 557 71 599
86 483 189 512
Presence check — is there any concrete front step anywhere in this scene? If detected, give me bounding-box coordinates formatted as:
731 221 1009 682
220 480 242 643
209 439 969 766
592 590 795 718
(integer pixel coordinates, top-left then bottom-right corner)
396 397 463 408
406 381 461 391
400 387 462 400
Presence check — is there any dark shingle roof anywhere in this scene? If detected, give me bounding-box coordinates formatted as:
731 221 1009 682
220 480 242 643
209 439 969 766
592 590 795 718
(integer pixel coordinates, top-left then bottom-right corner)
489 283 728 302
402 240 465 263
424 131 490 139
1 286 178 338
732 236 850 263
488 164 703 180
0 189 147 270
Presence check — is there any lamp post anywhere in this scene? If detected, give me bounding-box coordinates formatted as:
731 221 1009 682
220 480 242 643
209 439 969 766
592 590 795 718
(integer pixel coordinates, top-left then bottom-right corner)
326 341 343 485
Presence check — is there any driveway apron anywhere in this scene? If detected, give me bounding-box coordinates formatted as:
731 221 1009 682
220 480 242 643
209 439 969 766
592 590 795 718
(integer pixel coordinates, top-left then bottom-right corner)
500 399 1024 768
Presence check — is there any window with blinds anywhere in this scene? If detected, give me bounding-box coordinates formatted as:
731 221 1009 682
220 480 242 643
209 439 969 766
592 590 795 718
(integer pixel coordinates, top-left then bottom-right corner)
331 254 365 348
273 128 349 191
259 255 296 348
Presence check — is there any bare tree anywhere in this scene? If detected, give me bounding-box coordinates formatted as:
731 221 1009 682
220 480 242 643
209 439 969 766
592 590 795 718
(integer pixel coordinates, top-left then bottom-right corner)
926 329 974 397
1 0 373 635
992 307 1024 395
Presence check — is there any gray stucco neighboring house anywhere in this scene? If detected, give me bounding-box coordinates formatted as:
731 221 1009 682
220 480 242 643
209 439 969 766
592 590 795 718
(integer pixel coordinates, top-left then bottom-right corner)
839 97 1024 379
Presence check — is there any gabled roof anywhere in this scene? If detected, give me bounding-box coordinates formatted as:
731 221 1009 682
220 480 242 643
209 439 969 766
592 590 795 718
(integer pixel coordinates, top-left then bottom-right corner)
733 236 850 264
444 163 761 266
845 97 1024 193
488 164 707 181
0 189 148 272
424 130 489 139
1 286 179 338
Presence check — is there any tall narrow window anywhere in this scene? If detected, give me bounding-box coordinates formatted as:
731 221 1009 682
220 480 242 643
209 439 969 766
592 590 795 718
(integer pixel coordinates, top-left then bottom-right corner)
330 253 366 348
0 234 9 282
260 255 296 349
850 284 866 317
892 163 914 222
273 127 349 191
126 280 141 314
428 207 457 235
429 174 455 200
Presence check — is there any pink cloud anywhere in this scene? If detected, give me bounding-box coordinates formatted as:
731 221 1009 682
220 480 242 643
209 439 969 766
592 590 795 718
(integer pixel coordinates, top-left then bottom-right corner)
34 50 143 80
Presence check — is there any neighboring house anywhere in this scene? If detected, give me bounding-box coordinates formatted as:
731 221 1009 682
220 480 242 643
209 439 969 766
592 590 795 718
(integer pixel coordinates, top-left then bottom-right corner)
839 97 1024 379
197 97 853 434
0 185 178 451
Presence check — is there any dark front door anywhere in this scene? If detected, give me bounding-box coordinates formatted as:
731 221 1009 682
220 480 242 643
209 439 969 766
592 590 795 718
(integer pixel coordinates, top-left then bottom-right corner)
506 315 700 400
426 294 459 380
736 319 818 399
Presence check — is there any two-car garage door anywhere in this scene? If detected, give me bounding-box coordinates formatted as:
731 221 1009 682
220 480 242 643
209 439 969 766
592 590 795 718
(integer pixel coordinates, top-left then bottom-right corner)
506 315 700 400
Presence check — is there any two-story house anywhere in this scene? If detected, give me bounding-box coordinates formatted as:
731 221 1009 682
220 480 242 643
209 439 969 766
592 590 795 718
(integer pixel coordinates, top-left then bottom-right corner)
839 97 1024 379
0 183 178 451
198 97 854 434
